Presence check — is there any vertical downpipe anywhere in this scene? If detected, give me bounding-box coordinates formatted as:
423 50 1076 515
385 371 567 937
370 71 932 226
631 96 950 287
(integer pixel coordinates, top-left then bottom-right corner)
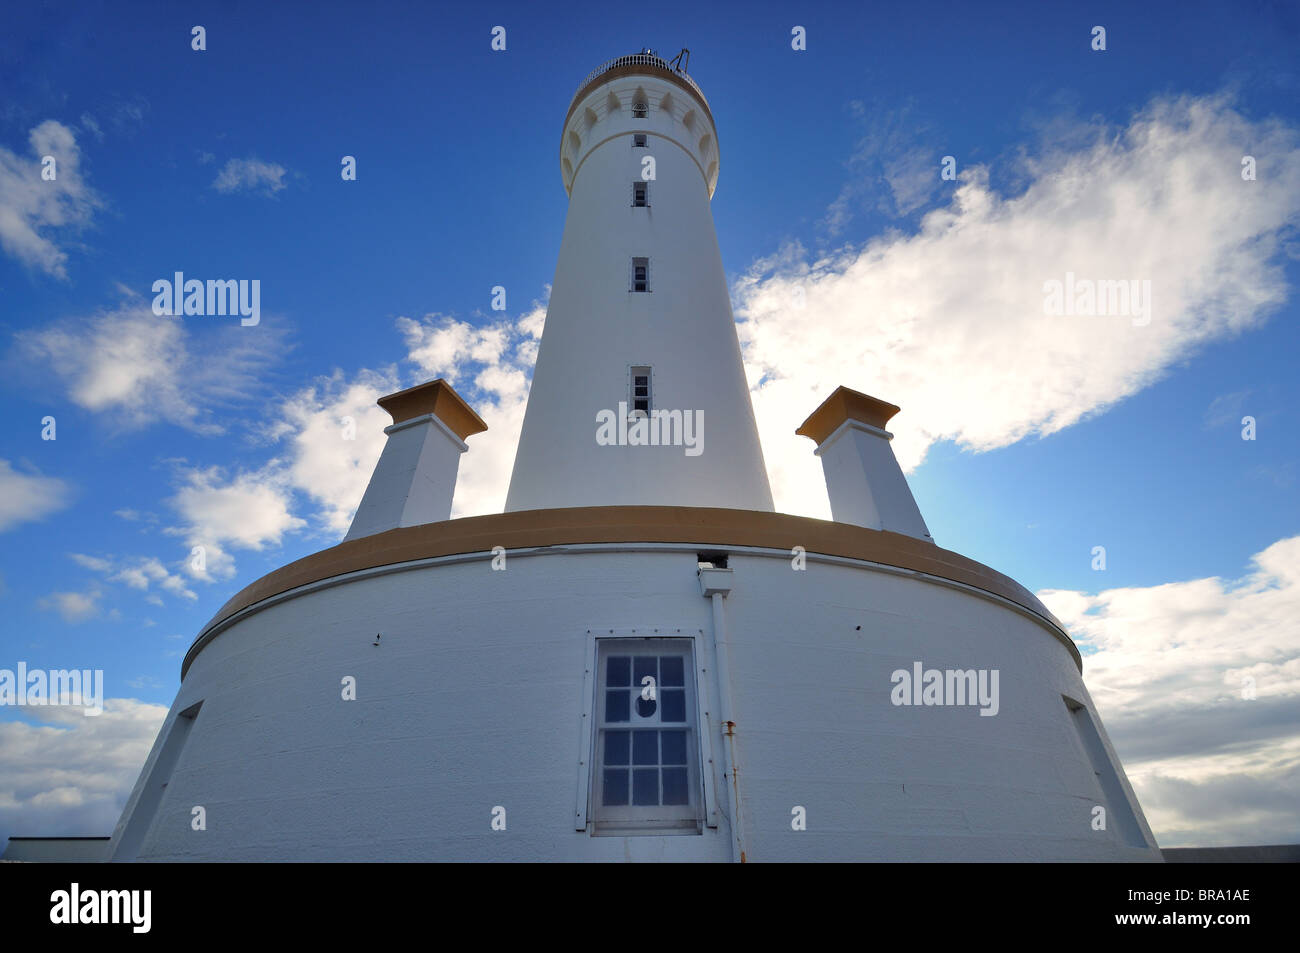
708 588 746 863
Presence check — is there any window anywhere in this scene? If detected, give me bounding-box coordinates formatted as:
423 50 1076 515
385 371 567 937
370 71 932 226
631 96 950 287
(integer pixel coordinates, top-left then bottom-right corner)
632 101 649 119
632 181 648 207
633 133 647 148
1063 696 1148 848
112 700 202 860
591 639 702 832
630 366 651 416
631 257 649 293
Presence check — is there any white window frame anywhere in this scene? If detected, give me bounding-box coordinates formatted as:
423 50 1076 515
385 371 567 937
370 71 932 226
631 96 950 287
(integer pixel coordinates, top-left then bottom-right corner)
630 256 650 293
574 627 720 834
628 365 652 418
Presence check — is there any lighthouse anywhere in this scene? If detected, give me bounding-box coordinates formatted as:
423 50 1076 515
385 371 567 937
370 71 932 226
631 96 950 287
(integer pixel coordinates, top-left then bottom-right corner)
506 51 773 512
73 51 1160 863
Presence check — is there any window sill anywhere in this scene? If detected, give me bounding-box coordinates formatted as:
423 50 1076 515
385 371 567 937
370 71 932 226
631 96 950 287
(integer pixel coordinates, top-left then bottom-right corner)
590 821 704 837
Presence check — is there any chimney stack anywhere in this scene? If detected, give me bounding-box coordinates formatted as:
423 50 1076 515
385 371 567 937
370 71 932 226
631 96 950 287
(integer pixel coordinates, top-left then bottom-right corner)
344 379 487 542
797 386 933 542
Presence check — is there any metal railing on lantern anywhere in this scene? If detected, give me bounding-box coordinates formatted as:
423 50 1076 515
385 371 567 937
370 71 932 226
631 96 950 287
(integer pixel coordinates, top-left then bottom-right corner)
572 52 710 110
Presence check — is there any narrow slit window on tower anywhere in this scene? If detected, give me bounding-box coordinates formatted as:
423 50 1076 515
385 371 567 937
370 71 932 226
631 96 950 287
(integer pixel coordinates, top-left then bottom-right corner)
590 638 703 834
113 700 203 860
1063 695 1148 848
632 181 648 207
631 257 650 293
633 133 647 148
630 366 651 416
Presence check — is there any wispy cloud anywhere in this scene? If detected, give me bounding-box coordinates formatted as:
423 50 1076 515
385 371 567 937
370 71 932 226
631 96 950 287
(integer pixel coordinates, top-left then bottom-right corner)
211 156 287 195
824 99 940 232
0 460 73 533
70 552 197 601
1203 390 1252 430
0 119 103 277
10 306 286 434
37 586 103 623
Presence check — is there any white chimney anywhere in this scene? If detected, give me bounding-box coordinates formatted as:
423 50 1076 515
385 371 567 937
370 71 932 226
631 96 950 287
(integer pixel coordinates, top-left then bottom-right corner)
797 386 933 542
344 379 486 541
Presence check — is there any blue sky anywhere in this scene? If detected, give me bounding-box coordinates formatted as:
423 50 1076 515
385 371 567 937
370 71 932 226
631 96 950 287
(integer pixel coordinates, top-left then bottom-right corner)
1 0 1298 847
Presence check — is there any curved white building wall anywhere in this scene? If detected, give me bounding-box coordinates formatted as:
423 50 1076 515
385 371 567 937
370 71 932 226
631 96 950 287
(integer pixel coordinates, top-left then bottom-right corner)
506 70 773 512
108 547 1159 862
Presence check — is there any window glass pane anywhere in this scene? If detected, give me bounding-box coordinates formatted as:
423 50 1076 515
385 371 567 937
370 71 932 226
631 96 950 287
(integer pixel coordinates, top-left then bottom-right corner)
660 656 685 686
605 689 629 722
632 768 658 805
605 730 630 766
660 729 687 765
635 694 658 718
634 656 657 684
607 656 630 686
662 768 689 805
632 729 658 765
661 689 686 723
603 769 629 806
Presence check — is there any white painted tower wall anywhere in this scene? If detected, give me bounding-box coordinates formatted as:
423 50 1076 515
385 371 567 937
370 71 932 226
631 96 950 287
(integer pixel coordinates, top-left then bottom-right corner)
506 66 773 512
104 546 1160 862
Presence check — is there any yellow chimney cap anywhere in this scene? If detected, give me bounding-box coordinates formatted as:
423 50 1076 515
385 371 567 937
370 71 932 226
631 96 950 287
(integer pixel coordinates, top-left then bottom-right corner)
377 379 488 440
796 386 900 446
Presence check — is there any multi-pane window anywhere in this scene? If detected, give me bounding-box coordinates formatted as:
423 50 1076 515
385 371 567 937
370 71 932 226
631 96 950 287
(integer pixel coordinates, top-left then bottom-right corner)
630 366 651 416
633 133 647 148
632 181 648 207
592 639 702 832
631 257 649 293
632 100 649 119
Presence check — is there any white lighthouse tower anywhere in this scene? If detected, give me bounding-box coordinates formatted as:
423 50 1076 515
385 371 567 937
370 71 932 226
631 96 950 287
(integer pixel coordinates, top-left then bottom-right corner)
506 51 773 512
59 51 1160 864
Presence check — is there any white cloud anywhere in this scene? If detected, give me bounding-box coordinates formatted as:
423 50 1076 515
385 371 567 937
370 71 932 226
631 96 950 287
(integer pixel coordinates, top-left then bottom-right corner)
1203 390 1252 430
823 100 938 231
734 93 1300 519
11 306 284 433
37 587 102 623
258 298 548 540
78 113 103 142
0 699 167 845
70 552 197 601
211 157 287 195
0 460 72 533
1040 535 1300 847
0 119 102 277
69 553 112 573
264 368 400 536
398 301 545 518
166 465 306 580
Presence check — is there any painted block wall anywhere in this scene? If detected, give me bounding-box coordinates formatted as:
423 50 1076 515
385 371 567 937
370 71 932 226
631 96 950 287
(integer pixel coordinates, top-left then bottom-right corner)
108 546 1159 862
